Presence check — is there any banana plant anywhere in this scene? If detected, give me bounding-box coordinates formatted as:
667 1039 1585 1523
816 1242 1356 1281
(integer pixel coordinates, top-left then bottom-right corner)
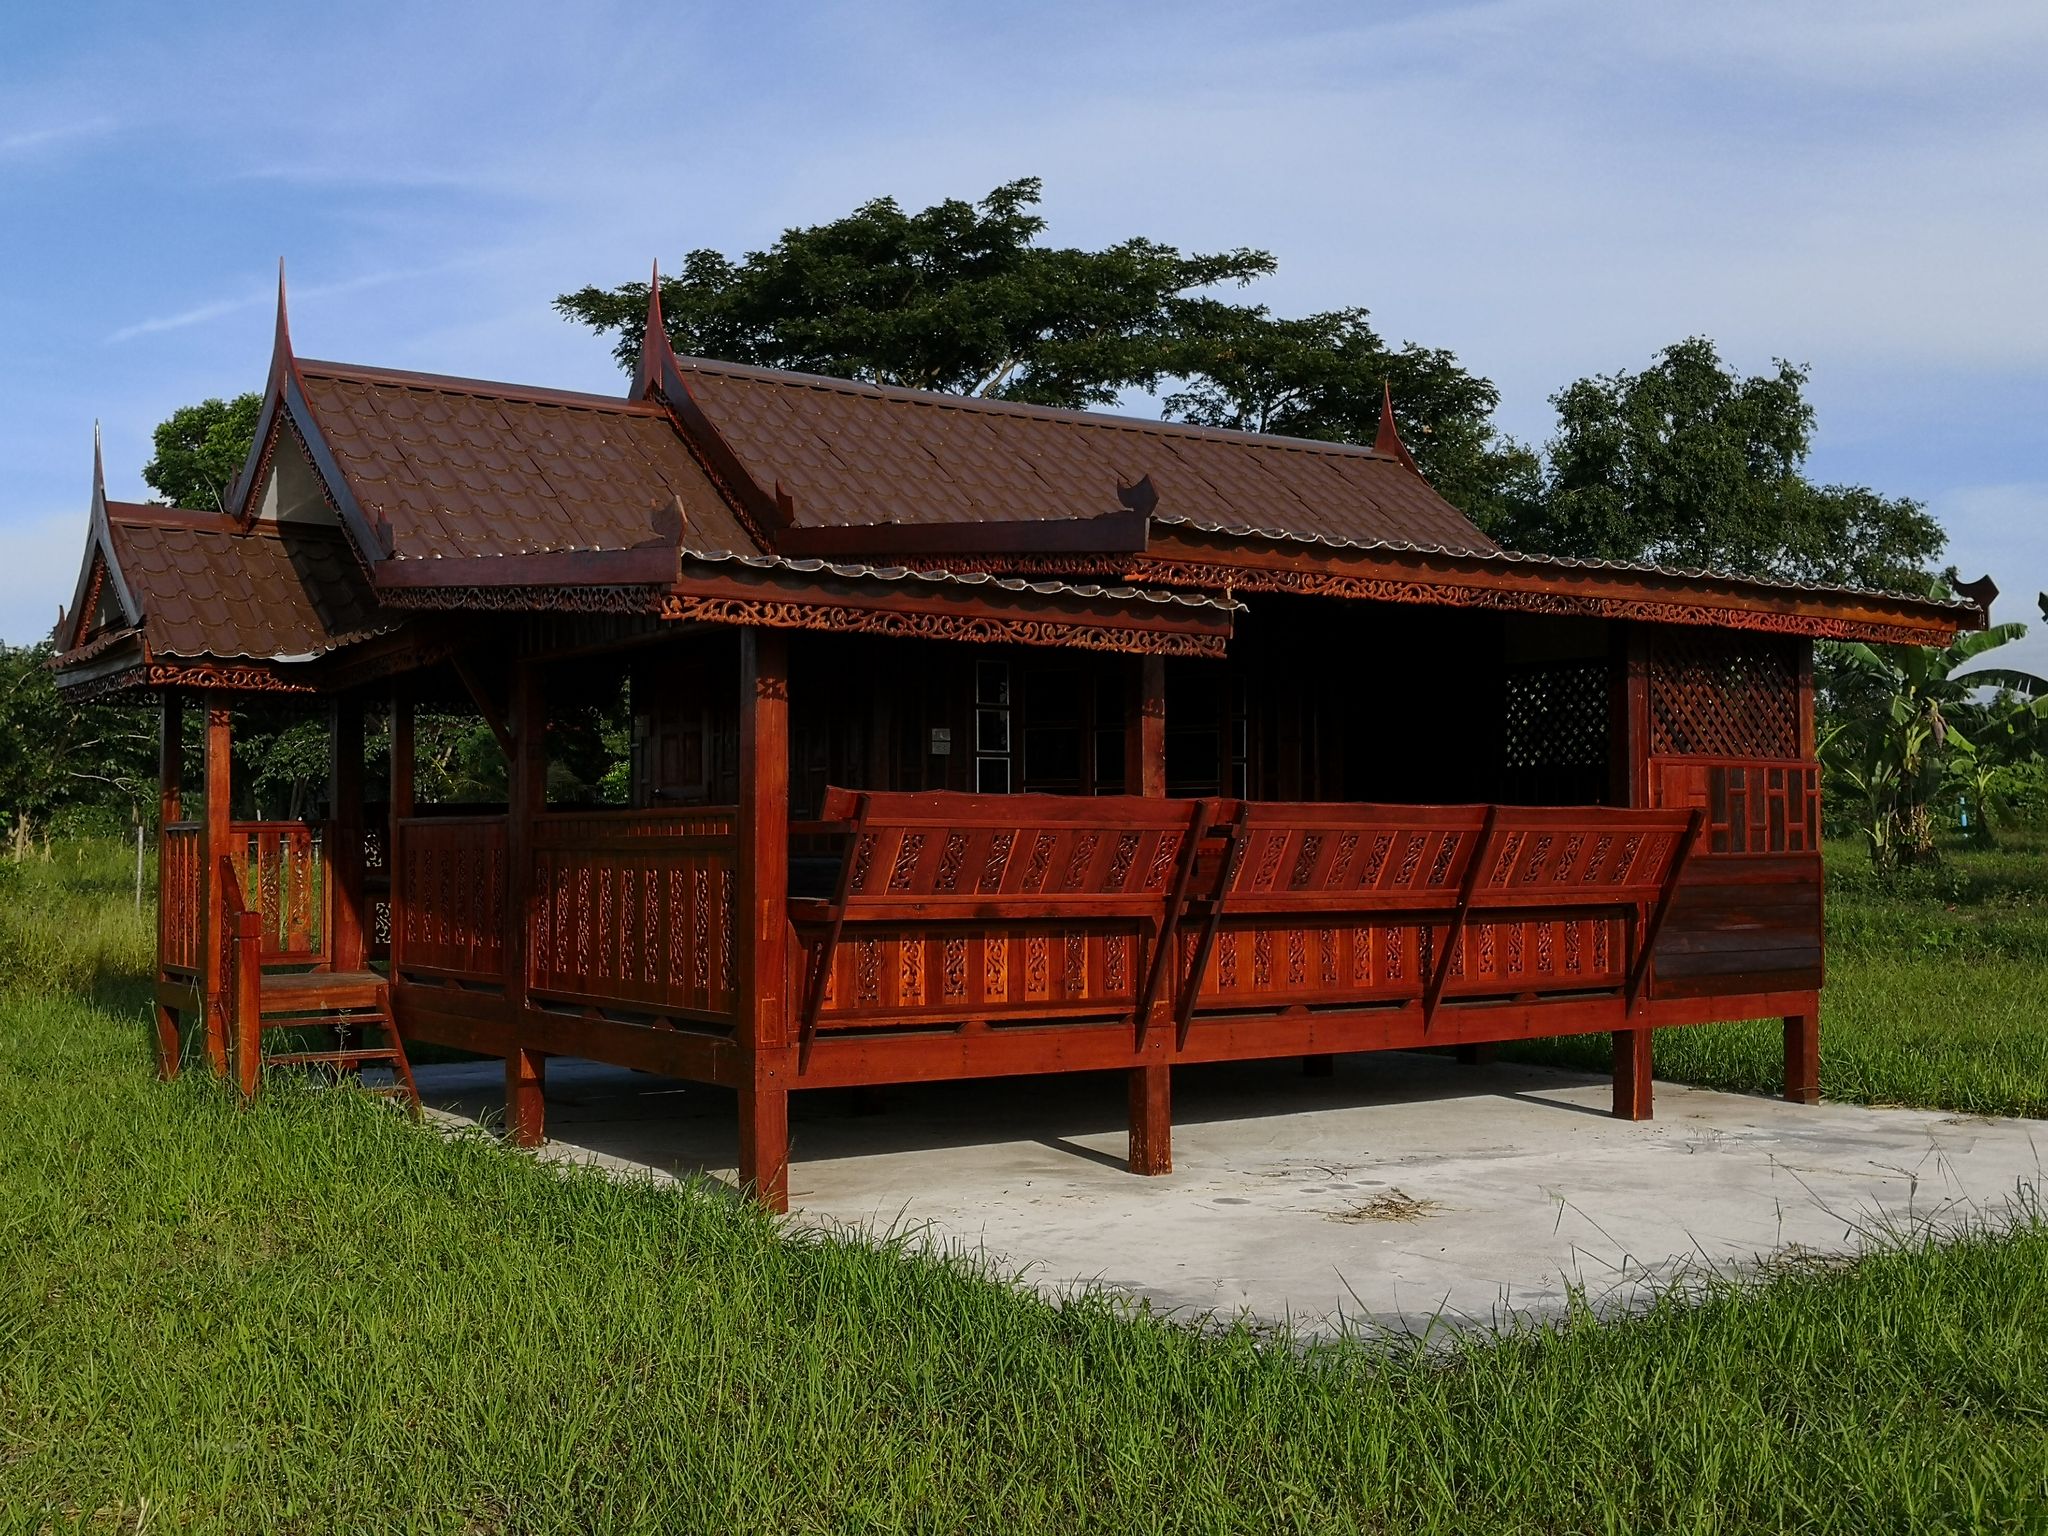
1823 612 2048 867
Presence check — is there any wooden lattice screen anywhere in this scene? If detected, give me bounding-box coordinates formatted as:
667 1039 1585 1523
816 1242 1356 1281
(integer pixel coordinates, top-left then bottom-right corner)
1502 658 1611 804
1648 632 1800 760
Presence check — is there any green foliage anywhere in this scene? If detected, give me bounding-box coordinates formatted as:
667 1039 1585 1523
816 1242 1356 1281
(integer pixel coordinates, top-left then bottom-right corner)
141 392 262 511
1159 302 1544 531
1820 620 2048 867
556 177 1275 408
1528 337 1946 588
0 643 155 847
6 969 2048 1531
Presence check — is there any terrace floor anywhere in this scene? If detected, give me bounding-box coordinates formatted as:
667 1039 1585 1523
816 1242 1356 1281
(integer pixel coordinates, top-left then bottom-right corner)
413 1051 2047 1335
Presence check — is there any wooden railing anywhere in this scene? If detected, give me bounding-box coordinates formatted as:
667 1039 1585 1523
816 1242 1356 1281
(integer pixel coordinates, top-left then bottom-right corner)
529 809 739 1024
393 816 509 984
159 822 203 974
790 790 1705 1045
1181 802 1701 1036
233 821 326 965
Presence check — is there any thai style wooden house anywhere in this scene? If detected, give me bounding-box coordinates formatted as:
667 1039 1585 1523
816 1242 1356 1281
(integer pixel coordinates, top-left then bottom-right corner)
51 273 1987 1210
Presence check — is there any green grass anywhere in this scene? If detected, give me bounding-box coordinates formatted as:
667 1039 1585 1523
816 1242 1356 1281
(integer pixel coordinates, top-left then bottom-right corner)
1506 836 2048 1119
6 839 2048 1532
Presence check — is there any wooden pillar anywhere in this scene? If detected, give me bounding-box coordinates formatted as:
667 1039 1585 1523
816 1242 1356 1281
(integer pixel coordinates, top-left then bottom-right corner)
200 697 234 1076
388 690 414 979
506 1046 546 1147
154 694 184 1079
1455 1043 1497 1067
504 661 547 1147
1126 653 1172 1175
328 694 367 974
1609 623 1657 1112
1612 1026 1653 1120
736 628 792 1209
1784 1008 1820 1104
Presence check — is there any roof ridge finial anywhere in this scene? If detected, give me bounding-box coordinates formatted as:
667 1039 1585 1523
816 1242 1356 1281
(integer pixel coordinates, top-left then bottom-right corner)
634 260 677 400
275 257 293 361
1374 380 1421 475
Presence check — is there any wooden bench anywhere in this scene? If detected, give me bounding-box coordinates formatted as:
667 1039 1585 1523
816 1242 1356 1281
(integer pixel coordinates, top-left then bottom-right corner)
790 788 1213 1064
1176 801 1704 1038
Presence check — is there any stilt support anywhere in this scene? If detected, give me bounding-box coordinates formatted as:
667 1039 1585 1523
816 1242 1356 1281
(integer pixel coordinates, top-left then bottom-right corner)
1128 1064 1172 1174
1455 1043 1497 1066
1612 1027 1653 1121
507 1047 546 1147
1301 1054 1335 1078
154 1006 181 1081
740 1080 790 1211
1784 1009 1820 1104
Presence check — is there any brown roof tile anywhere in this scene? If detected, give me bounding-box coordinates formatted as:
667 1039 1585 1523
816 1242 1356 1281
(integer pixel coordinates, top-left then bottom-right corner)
103 506 392 660
668 357 1500 554
294 360 759 562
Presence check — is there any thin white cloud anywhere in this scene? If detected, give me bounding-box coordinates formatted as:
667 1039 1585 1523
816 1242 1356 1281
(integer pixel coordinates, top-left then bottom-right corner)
0 115 115 158
102 259 493 346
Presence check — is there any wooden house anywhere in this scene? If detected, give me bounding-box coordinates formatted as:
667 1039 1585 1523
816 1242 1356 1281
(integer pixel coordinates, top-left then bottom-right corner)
50 275 1985 1210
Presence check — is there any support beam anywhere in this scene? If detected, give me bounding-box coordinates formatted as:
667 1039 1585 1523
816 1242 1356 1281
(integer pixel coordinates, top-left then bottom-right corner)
503 662 547 1144
506 1047 546 1147
1301 1054 1335 1077
736 627 792 1210
1126 653 1174 1174
1784 1009 1820 1104
200 697 233 1076
387 690 415 821
1128 1065 1172 1175
1454 1043 1497 1066
154 694 184 1079
328 694 367 973
1612 1027 1653 1120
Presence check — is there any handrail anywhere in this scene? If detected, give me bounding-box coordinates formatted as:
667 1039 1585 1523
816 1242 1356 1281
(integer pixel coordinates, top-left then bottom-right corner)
217 854 263 1098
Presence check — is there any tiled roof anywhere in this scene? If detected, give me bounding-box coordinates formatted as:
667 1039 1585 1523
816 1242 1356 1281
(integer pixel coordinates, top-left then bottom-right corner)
293 360 760 562
666 357 1498 554
102 505 392 660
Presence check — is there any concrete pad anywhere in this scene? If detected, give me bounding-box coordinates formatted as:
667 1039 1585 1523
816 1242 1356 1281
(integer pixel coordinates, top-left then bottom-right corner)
413 1053 2047 1334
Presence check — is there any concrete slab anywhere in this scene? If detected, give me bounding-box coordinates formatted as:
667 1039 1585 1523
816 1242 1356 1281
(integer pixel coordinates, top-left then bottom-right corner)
413 1052 2047 1334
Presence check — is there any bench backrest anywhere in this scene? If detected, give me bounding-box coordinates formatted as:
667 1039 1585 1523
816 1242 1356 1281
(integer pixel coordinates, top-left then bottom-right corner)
813 787 1205 920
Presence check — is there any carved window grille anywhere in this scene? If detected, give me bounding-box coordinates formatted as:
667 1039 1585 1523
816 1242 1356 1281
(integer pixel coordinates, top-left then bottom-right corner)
1502 659 1611 805
1649 633 1800 759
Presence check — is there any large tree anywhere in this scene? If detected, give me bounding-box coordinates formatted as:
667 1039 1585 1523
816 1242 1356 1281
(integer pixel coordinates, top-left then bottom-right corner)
142 393 262 511
556 177 1276 408
1157 300 1543 535
0 643 156 845
1526 338 1944 590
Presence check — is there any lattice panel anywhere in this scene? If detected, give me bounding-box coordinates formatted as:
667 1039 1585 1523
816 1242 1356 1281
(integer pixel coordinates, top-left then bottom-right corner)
1503 659 1610 804
1649 632 1799 759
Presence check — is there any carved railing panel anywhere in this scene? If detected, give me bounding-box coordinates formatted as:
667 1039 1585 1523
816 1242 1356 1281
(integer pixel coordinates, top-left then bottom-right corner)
158 822 202 974
394 816 508 983
528 808 739 1025
232 822 325 965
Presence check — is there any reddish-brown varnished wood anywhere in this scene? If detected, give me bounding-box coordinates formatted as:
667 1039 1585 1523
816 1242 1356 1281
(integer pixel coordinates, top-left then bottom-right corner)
1784 1011 1820 1104
507 1046 546 1147
1127 652 1171 1175
1613 1027 1653 1120
155 693 186 1078
201 698 233 1076
328 695 367 973
502 662 547 1143
736 628 792 1210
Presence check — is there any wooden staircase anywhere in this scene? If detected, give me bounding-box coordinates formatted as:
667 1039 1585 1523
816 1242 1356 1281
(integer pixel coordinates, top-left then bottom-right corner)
215 845 420 1110
242 971 421 1111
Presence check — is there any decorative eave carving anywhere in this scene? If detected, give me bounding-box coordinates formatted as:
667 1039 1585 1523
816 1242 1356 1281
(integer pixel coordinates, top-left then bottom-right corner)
656 593 1227 658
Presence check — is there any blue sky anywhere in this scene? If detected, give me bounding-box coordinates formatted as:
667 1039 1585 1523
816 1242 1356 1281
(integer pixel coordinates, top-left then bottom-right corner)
4 0 2045 666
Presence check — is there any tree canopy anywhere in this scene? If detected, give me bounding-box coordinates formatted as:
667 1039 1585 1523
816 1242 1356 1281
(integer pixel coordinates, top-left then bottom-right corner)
556 178 1276 409
142 393 262 511
1510 338 1945 591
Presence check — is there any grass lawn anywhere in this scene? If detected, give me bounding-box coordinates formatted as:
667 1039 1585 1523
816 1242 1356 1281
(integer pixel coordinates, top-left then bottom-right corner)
4 840 2048 1532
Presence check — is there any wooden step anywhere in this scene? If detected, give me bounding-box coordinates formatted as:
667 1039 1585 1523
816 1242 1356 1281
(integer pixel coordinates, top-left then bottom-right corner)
265 1049 403 1068
258 969 386 1015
